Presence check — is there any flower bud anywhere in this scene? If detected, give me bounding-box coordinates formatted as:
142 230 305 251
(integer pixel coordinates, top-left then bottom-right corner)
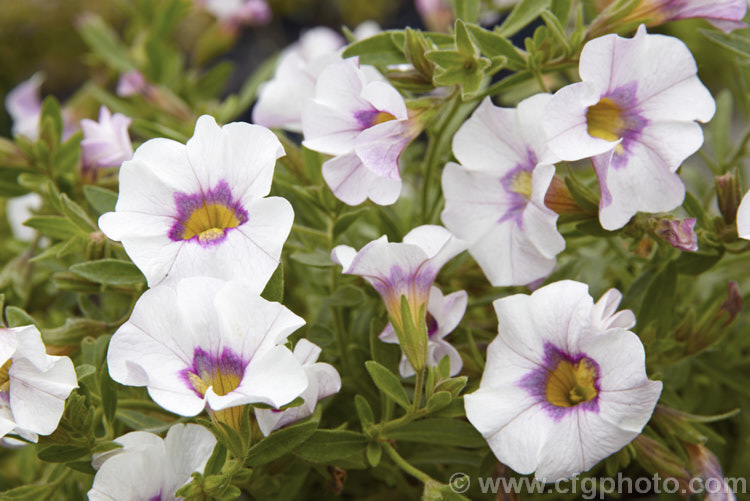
653 218 698 252
415 0 455 33
544 175 584 215
80 106 134 170
715 172 742 224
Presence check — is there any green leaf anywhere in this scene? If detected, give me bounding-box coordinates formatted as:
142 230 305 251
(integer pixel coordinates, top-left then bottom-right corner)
497 0 552 37
342 31 407 65
333 208 370 240
24 216 86 239
246 420 318 466
69 259 145 285
43 318 109 345
366 441 382 467
454 0 479 23
294 430 367 462
0 484 55 500
115 409 171 433
203 444 227 476
385 418 484 447
75 364 97 381
709 90 733 167
639 261 678 331
5 307 36 328
59 194 98 232
100 362 118 423
39 97 63 147
701 29 750 59
77 14 136 72
465 24 526 70
354 395 375 427
675 248 725 276
365 361 411 410
83 185 118 215
37 445 90 463
261 263 284 303
426 391 452 413
290 250 336 267
434 376 467 397
325 285 365 307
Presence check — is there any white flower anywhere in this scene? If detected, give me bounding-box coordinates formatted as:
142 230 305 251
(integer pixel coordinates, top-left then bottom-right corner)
199 0 271 27
88 423 217 501
252 27 345 132
5 74 44 140
544 25 715 230
0 325 77 442
302 58 420 206
255 339 341 436
737 189 750 240
107 278 308 422
380 286 467 377
98 115 292 289
80 106 134 170
6 193 42 242
332 225 466 371
464 280 662 482
442 94 565 287
605 0 747 33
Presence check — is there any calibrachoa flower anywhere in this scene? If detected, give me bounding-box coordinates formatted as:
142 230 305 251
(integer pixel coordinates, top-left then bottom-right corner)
464 280 662 482
253 27 345 132
380 286 467 377
544 26 716 230
332 225 466 372
98 115 292 289
654 217 698 252
597 0 747 33
302 58 422 206
107 278 308 429
685 443 737 501
116 70 148 97
0 325 77 442
5 74 44 140
198 0 271 27
88 423 216 501
442 94 565 286
415 0 454 32
80 105 134 170
6 193 42 242
738 190 750 240
255 339 341 436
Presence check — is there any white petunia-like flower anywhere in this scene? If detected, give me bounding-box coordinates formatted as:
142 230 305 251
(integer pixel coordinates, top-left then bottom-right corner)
80 106 134 170
255 339 341 436
302 58 421 206
253 27 345 132
107 278 308 424
5 74 44 140
464 280 662 482
442 94 565 287
89 423 217 501
199 0 271 27
6 192 42 242
332 225 466 372
544 26 715 230
380 286 467 377
600 0 747 33
0 325 77 442
738 190 750 240
98 115 292 289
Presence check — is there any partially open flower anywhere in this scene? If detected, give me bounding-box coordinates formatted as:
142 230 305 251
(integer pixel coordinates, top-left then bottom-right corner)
89 423 217 501
0 325 77 442
98 115 292 289
332 225 466 372
685 443 737 501
4 74 77 141
116 70 149 97
653 217 699 252
465 280 662 482
199 0 271 27
80 105 134 170
544 26 715 230
380 286 467 377
442 94 565 286
255 339 341 436
107 278 308 429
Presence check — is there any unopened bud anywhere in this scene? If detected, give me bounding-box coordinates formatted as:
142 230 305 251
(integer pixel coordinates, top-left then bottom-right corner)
653 218 698 252
544 175 583 215
715 172 742 224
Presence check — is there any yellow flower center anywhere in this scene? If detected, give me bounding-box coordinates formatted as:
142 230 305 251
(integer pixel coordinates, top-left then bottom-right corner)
0 359 12 393
546 358 598 407
181 204 242 243
372 111 397 125
510 170 533 199
586 97 627 142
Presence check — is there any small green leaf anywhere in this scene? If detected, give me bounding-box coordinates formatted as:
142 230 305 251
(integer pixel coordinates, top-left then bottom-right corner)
43 318 109 345
365 361 411 410
203 443 227 476
5 306 37 328
261 263 284 303
385 418 484 447
366 441 382 467
354 395 375 427
77 14 136 72
83 185 118 215
100 362 117 423
24 216 86 239
325 285 365 307
333 208 370 240
246 419 318 466
290 250 337 267
454 0 480 23
37 445 90 463
294 430 367 462
639 261 678 332
342 31 407 65
69 259 145 286
426 391 452 413
497 0 552 37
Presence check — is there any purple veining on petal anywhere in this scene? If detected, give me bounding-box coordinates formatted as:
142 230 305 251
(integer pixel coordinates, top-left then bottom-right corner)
180 346 248 398
601 82 648 170
167 180 249 247
518 342 601 421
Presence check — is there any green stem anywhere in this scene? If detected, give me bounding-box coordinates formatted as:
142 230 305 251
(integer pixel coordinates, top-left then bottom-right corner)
381 441 435 485
412 369 425 413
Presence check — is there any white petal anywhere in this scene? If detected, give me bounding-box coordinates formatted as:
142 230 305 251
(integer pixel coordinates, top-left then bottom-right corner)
124 137 198 195
321 153 401 206
331 244 358 270
591 288 635 331
0 329 17 366
516 93 558 165
378 322 399 343
354 119 410 180
162 423 217 498
89 449 165 501
403 224 466 270
430 288 468 338
429 340 463 376
738 190 750 240
301 100 362 155
92 431 163 469
293 338 322 365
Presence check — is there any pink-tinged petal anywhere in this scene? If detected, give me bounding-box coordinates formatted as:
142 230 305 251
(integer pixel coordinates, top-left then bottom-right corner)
738 190 750 240
321 153 401 206
117 70 148 97
5 74 43 139
379 322 399 343
429 340 463 376
80 106 134 169
544 81 619 161
452 97 529 174
301 99 364 155
361 81 408 120
430 288 468 338
354 119 411 180
671 0 747 32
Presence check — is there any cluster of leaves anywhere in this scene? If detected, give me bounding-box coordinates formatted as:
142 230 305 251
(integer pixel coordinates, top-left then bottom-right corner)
0 0 749 499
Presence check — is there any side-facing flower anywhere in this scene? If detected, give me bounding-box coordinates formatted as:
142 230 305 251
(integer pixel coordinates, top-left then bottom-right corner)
380 286 467 377
302 58 422 206
0 325 77 442
253 27 345 132
685 443 737 501
255 339 341 436
738 190 750 240
199 0 271 27
116 70 149 97
544 26 715 230
98 115 291 289
442 94 565 286
332 225 466 372
464 280 662 482
5 74 44 140
89 423 216 501
595 0 747 34
107 278 308 429
80 105 134 170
